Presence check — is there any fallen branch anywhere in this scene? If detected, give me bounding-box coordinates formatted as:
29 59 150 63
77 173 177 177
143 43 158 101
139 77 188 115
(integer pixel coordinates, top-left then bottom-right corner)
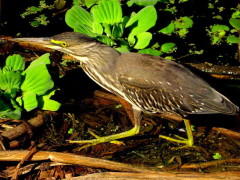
0 112 59 148
187 63 240 79
1 150 240 179
0 150 156 173
1 115 44 141
68 171 240 180
212 127 240 140
180 158 240 170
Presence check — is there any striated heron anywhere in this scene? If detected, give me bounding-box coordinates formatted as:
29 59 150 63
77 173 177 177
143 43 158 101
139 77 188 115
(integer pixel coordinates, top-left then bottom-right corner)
11 32 239 147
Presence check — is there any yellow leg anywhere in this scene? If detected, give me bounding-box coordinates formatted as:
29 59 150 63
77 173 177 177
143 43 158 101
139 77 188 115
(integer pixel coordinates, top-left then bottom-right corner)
67 106 142 149
159 119 194 146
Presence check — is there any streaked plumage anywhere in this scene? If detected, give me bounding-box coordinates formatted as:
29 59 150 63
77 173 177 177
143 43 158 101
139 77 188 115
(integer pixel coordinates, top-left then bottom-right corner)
115 53 238 115
47 33 238 116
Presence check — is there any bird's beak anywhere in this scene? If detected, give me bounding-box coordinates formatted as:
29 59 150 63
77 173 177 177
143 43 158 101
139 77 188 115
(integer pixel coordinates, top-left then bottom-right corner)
10 37 59 50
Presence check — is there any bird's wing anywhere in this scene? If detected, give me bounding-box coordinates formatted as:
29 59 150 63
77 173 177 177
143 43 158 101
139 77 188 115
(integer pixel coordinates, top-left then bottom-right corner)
115 53 238 115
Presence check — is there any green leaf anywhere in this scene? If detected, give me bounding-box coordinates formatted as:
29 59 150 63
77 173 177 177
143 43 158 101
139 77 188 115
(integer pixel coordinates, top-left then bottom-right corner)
0 108 21 119
126 6 157 44
134 32 152 49
127 0 158 7
96 35 116 46
115 45 130 53
0 99 11 112
16 96 23 106
178 28 189 38
68 128 74 134
21 54 54 95
174 16 193 29
22 91 38 111
5 54 25 71
92 21 103 34
159 22 175 34
212 36 221 44
31 21 41 27
65 5 96 37
38 90 61 111
161 43 176 53
103 23 112 36
211 25 229 32
0 71 22 98
229 18 240 29
2 65 13 73
0 99 21 119
227 35 240 44
23 53 50 74
232 11 240 19
112 23 124 38
85 0 99 8
213 153 222 160
91 0 122 25
138 48 162 56
29 6 42 13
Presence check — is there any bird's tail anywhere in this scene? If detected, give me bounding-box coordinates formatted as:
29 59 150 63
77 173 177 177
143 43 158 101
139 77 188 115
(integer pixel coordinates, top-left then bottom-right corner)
219 95 239 115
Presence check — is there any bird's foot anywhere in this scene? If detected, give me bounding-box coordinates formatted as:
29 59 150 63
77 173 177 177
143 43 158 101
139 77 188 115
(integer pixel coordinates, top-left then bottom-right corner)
159 118 194 147
67 126 140 150
159 134 209 154
159 134 194 147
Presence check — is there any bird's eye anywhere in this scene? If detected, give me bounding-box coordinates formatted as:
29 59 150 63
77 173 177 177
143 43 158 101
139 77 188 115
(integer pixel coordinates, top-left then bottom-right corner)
60 41 69 47
50 39 69 47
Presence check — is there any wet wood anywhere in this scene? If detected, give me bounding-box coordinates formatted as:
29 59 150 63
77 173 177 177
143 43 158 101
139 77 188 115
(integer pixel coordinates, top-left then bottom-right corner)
180 159 240 170
63 171 240 180
1 150 240 179
187 63 240 79
0 150 157 173
1 115 44 141
212 127 240 140
11 143 37 180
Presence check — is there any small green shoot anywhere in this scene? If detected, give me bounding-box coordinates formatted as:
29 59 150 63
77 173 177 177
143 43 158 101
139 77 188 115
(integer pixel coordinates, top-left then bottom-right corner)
68 128 74 134
213 152 222 160
191 125 195 131
115 104 122 109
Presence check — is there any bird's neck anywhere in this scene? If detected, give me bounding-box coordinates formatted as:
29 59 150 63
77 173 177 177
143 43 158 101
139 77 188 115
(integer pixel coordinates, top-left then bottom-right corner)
86 43 120 70
80 44 123 96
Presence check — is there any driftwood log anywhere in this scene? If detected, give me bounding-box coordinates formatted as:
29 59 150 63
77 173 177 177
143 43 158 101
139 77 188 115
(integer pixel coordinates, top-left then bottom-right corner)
0 150 240 179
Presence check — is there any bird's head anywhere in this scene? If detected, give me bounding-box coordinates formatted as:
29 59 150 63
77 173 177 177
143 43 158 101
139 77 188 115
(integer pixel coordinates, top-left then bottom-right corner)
11 32 99 61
